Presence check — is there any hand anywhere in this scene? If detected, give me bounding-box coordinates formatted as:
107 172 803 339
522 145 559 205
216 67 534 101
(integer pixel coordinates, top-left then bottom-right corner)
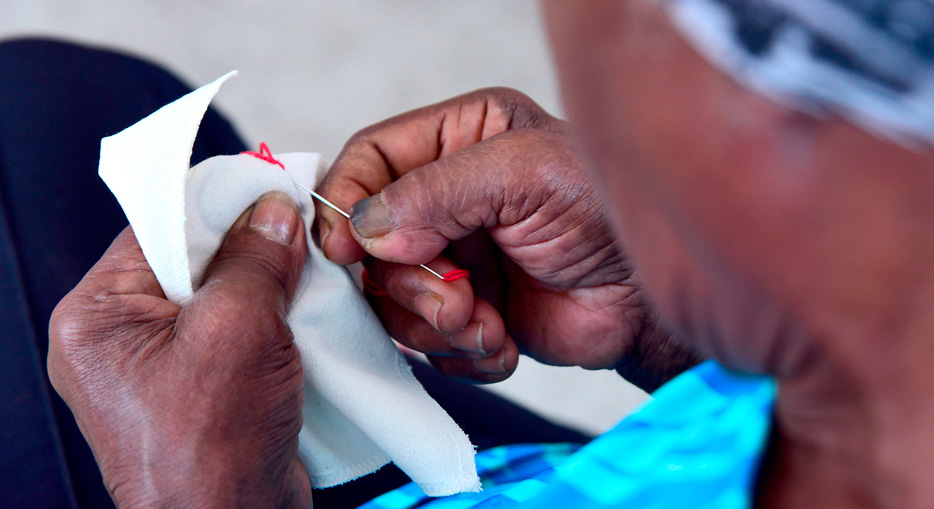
317 88 700 389
48 192 312 508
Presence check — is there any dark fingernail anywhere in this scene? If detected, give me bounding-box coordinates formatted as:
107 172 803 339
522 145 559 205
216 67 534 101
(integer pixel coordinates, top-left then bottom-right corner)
450 321 486 354
350 193 392 238
473 349 508 375
414 292 443 331
249 191 300 245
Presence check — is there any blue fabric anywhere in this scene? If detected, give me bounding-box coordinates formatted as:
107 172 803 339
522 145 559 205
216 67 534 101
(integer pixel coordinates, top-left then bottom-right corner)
361 361 776 509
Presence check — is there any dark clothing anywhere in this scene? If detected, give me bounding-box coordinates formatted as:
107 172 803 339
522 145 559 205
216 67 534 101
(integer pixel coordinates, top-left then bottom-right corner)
0 38 587 508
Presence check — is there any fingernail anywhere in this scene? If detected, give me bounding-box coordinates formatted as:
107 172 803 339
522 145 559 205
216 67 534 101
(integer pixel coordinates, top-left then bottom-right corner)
414 292 444 332
450 321 486 354
249 191 300 245
350 193 392 238
473 349 508 375
318 219 331 248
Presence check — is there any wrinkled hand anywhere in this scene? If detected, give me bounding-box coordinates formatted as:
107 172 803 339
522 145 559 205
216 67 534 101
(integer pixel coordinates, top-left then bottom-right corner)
317 88 699 389
48 193 311 508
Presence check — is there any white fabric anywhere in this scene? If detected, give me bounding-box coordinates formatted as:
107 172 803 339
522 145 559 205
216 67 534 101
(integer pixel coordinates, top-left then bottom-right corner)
98 72 480 496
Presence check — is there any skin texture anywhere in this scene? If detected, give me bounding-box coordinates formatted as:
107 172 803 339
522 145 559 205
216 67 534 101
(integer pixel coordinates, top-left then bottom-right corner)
316 88 699 388
542 0 934 507
49 1 934 506
49 193 312 507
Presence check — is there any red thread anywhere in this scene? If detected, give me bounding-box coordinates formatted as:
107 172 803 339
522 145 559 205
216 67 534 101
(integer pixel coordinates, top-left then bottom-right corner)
361 269 388 296
441 269 470 282
240 142 285 169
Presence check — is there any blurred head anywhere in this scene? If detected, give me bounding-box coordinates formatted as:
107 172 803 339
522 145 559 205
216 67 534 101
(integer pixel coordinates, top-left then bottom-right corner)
541 0 934 379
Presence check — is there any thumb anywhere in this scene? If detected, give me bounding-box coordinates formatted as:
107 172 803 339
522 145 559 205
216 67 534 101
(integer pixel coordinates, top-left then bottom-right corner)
195 191 307 344
348 130 561 264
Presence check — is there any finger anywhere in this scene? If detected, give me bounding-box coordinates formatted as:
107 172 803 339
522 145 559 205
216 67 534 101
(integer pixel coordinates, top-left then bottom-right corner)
367 291 506 360
317 87 556 265
426 337 519 384
364 256 474 333
192 191 307 349
348 128 577 265
365 271 507 358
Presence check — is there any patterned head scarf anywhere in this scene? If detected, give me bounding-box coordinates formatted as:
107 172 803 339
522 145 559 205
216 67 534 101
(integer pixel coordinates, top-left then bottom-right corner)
663 0 934 147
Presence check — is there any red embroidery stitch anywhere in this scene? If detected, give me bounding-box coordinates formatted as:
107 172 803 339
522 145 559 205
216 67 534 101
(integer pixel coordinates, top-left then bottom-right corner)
441 269 470 282
361 269 388 296
241 142 285 169
244 143 466 286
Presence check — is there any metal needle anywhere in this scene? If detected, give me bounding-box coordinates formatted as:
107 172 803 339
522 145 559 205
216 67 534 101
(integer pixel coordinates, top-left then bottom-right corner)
298 183 446 280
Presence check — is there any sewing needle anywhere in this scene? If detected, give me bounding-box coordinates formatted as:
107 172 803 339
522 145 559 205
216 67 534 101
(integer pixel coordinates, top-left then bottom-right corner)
297 183 446 280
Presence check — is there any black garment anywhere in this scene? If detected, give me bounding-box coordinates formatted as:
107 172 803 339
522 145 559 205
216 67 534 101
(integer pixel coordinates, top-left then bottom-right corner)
0 38 248 509
0 38 588 508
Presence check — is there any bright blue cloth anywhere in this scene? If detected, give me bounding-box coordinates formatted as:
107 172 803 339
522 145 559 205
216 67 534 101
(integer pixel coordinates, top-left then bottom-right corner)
361 361 776 509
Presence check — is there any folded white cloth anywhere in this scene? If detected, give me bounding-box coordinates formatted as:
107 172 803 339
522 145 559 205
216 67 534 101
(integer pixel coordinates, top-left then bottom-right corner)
98 72 479 496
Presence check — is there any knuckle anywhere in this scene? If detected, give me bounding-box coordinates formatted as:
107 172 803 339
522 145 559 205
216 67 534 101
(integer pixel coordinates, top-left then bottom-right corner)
47 295 111 397
212 242 292 292
243 308 289 351
350 124 381 143
49 294 83 347
49 291 112 352
343 125 387 154
476 86 530 106
386 167 431 207
189 282 289 354
254 307 290 345
473 87 556 129
340 130 370 152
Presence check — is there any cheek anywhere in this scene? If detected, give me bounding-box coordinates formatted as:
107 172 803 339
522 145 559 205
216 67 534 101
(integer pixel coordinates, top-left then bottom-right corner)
567 69 816 375
608 176 811 375
545 0 819 374
600 169 720 359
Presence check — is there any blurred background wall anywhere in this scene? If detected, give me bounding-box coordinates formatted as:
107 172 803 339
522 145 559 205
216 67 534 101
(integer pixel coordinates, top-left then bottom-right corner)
0 0 647 434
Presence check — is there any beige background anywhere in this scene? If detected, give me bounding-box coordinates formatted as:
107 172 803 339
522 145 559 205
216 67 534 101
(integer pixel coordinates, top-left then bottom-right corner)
1 0 648 434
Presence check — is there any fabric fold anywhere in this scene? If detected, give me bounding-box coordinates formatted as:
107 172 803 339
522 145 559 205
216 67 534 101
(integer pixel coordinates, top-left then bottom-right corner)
98 72 480 496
